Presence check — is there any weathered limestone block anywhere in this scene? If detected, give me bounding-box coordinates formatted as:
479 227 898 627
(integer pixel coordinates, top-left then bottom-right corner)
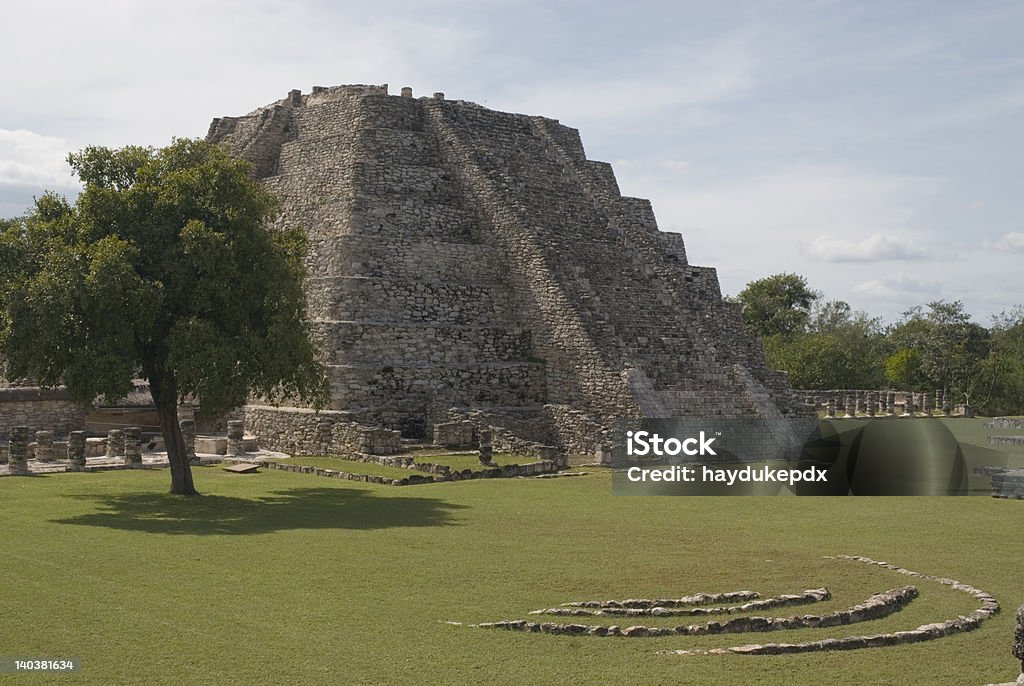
887 391 896 416
922 392 933 416
360 427 401 455
433 420 476 448
227 420 245 457
34 430 54 462
866 391 876 417
67 431 86 471
123 427 142 467
537 445 562 468
8 426 29 475
825 398 835 418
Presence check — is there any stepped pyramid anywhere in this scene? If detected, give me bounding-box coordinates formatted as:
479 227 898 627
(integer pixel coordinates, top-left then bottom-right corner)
207 84 812 460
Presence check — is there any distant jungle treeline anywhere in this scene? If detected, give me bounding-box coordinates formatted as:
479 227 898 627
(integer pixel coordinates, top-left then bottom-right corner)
729 273 1024 416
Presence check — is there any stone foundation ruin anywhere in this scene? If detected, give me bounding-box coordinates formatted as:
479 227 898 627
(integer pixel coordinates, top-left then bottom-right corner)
206 84 812 461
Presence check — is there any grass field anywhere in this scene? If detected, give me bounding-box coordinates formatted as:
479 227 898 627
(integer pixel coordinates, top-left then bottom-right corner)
1 419 1022 685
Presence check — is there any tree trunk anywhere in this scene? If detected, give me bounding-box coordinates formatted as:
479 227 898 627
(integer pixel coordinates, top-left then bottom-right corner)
150 372 199 496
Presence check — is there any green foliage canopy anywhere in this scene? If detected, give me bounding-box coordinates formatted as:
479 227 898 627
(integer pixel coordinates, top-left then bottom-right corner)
887 301 990 403
732 274 1023 414
732 272 817 338
762 298 887 390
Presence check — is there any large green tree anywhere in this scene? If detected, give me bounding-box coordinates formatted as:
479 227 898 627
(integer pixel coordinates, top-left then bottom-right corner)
887 301 989 404
807 300 888 389
731 273 818 339
0 139 327 495
761 298 887 389
979 307 1024 415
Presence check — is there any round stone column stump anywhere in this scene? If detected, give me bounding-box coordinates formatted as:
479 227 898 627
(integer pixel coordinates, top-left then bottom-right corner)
68 431 87 471
8 426 30 476
35 430 54 462
226 420 245 457
124 427 142 467
106 429 125 458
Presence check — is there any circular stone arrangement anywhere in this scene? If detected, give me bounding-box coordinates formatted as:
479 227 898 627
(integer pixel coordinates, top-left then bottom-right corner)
455 555 999 655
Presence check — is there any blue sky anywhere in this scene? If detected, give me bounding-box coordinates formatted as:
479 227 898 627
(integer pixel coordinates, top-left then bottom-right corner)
2 0 1021 323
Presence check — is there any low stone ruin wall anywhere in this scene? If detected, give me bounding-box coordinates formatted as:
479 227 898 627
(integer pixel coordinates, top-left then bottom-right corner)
545 404 609 461
974 466 1024 499
988 436 1024 446
988 417 1024 430
460 555 999 659
243 405 400 456
259 456 556 485
479 586 916 637
992 469 1024 499
434 407 564 463
0 387 88 437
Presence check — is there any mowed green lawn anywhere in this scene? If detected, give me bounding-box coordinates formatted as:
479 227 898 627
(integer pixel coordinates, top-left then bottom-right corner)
1 446 1022 685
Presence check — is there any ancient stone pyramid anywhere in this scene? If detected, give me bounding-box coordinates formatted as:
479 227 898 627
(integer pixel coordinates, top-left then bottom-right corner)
207 84 811 459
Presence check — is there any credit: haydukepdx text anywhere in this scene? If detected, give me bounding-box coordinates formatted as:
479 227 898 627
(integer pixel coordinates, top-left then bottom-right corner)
625 464 827 486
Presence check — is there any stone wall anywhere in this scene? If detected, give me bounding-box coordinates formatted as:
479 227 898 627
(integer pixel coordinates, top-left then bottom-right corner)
310 322 532 366
0 387 87 437
989 417 1024 430
243 405 400 456
972 465 1024 499
305 278 513 325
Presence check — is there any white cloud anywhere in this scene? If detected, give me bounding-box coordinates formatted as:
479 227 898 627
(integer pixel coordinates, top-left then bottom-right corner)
0 129 78 190
852 274 943 301
984 231 1024 252
803 233 929 262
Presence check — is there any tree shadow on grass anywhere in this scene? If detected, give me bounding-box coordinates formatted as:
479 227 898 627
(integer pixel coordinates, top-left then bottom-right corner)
53 486 467 535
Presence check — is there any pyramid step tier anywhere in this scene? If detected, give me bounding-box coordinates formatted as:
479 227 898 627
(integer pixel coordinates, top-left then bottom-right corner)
309 321 533 365
267 194 478 241
325 361 548 410
277 127 438 170
304 235 503 282
306 276 515 325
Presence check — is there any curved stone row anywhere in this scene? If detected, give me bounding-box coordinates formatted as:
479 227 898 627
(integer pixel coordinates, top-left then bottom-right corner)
530 588 830 617
666 555 999 656
476 587 916 637
563 590 760 610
